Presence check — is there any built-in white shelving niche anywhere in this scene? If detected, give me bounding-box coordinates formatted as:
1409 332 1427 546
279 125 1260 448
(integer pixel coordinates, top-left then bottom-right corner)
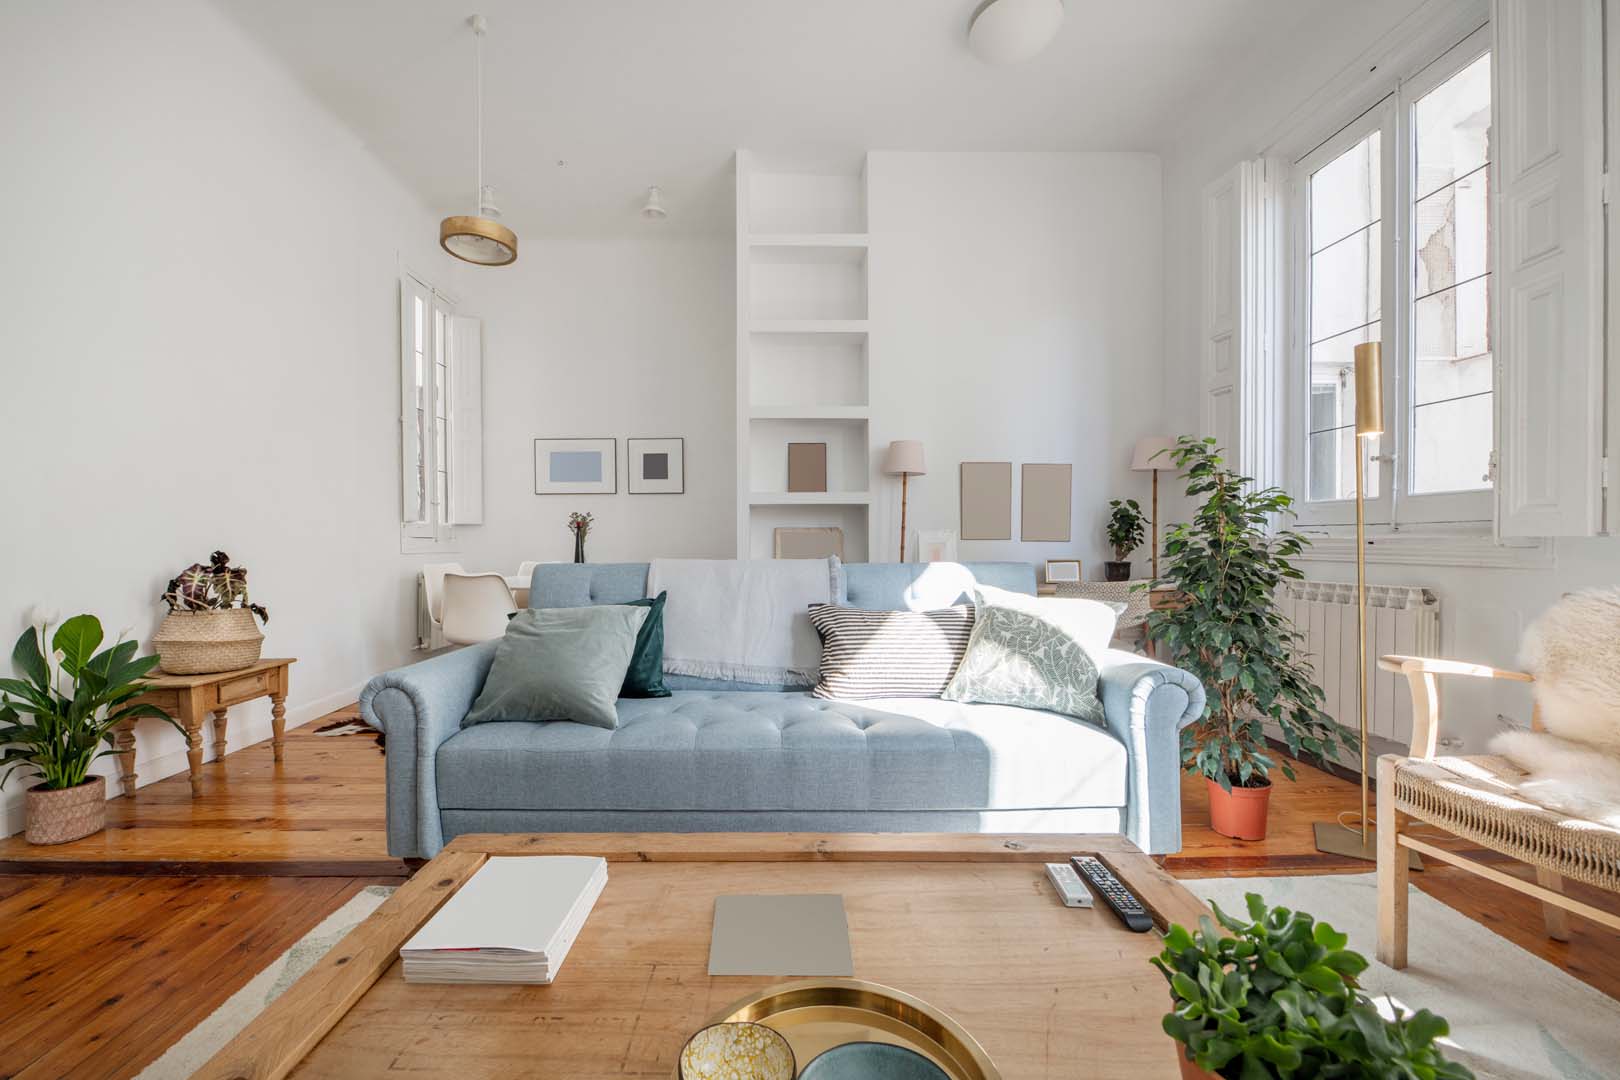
735 151 875 560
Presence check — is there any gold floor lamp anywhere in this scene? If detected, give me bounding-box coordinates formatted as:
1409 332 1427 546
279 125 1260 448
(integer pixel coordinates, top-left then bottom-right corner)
1313 340 1385 863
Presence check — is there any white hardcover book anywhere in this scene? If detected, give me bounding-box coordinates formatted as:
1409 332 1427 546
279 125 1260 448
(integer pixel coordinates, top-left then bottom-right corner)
400 856 608 981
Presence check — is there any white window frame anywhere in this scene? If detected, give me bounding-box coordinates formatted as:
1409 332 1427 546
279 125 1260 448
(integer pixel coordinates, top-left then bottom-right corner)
400 270 460 553
1284 22 1495 531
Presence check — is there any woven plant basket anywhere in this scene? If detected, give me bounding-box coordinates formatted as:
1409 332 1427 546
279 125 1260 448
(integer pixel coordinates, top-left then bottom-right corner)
153 609 263 675
26 776 106 845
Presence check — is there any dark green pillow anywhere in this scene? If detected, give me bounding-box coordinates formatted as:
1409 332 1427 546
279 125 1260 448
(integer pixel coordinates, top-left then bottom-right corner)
621 591 671 698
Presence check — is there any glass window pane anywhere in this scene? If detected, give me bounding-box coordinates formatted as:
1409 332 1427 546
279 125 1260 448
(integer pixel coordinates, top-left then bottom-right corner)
1310 227 1380 343
1307 428 1381 502
1414 170 1489 297
1412 392 1492 493
1414 53 1491 200
1310 133 1380 248
1415 275 1491 405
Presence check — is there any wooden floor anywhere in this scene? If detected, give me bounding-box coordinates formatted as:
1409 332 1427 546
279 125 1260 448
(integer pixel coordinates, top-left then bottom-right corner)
1 707 1616 1078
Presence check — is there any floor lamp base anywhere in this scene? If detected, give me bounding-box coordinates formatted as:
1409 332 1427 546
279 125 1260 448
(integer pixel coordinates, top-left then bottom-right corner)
1312 820 1422 869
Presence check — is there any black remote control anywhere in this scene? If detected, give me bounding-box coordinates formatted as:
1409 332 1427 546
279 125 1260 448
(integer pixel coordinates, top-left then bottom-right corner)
1071 856 1153 933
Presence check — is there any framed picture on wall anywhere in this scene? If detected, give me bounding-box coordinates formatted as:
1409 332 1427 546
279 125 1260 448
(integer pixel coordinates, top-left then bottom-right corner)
627 437 685 494
534 438 617 495
1045 559 1082 583
915 529 958 563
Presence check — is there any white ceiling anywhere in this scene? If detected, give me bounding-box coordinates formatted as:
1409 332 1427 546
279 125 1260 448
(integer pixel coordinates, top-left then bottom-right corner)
213 0 1405 235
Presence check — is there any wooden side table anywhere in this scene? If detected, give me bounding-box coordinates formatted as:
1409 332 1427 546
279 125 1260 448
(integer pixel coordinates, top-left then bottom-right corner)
115 658 296 798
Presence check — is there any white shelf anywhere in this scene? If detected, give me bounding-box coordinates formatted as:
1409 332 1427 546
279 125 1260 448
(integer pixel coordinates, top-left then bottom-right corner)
750 320 869 335
749 235 869 263
749 233 868 247
748 491 872 506
748 405 870 420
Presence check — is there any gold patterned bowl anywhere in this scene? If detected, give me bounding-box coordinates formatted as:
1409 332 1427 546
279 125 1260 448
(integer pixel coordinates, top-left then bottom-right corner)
679 1021 795 1080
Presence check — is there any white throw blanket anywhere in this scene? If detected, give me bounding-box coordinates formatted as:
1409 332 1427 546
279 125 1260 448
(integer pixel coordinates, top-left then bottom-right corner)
647 558 837 686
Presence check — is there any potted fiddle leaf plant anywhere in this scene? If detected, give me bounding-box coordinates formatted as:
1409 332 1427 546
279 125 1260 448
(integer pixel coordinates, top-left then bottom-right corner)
0 614 183 844
1145 437 1352 840
153 550 270 674
1156 894 1473 1079
1105 498 1146 581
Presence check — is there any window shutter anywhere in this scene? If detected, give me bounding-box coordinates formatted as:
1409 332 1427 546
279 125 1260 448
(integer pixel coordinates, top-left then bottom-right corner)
1493 0 1605 537
447 314 484 525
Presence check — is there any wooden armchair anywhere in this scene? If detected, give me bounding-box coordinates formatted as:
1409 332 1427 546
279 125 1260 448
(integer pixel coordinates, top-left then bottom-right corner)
1375 655 1620 968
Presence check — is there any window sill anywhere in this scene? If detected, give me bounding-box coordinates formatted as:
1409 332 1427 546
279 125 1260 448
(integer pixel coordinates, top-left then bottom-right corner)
1290 526 1554 570
401 528 461 556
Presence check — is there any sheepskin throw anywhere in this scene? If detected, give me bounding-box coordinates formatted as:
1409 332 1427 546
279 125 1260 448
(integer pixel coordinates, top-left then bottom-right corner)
1491 587 1620 827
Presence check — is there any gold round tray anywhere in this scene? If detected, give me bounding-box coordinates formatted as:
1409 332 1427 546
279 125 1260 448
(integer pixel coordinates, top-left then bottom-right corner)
699 978 1000 1080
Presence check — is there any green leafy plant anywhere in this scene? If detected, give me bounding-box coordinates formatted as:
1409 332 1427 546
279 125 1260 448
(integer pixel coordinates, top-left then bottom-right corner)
0 615 183 791
1145 437 1354 790
161 550 268 624
1107 498 1147 561
1155 894 1473 1079
567 511 594 538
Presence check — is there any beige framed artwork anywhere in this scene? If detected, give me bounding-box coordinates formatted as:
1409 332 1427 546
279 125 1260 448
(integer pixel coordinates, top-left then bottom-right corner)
1020 463 1073 542
959 461 1012 540
772 526 845 560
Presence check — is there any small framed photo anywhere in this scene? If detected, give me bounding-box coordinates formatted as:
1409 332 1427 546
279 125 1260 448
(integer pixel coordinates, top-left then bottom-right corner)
915 529 958 563
628 437 685 494
534 438 616 495
1045 559 1082 584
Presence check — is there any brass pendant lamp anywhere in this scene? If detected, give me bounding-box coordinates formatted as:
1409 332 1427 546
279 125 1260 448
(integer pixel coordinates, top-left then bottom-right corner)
440 14 517 267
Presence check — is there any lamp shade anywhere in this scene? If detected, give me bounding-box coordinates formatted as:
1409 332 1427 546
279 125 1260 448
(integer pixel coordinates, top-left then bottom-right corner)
1130 435 1176 472
1354 341 1384 437
882 440 926 476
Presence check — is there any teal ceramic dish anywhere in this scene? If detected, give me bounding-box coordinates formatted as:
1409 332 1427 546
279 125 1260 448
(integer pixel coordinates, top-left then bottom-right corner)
799 1042 951 1080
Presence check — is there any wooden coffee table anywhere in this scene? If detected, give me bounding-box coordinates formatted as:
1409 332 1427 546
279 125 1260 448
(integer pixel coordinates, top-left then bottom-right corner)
197 834 1209 1080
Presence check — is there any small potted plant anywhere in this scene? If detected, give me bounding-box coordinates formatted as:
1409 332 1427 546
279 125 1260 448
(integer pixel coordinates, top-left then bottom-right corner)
568 511 594 564
0 614 183 844
1145 438 1352 839
153 551 270 674
1105 498 1146 581
1156 894 1473 1079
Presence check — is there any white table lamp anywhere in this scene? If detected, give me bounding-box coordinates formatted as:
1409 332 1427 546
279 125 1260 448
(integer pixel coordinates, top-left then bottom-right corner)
882 440 927 562
1130 435 1175 579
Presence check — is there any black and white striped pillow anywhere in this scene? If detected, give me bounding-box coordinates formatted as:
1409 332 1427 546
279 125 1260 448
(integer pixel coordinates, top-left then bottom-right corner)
807 604 975 700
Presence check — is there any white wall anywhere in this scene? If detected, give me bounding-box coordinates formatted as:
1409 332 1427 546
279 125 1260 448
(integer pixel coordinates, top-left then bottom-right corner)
0 0 456 833
1159 2 1620 753
867 152 1166 573
450 235 736 570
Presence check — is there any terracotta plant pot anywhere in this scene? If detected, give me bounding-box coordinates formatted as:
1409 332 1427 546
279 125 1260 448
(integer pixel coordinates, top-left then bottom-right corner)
1175 1047 1220 1079
26 776 106 845
152 608 264 675
1206 776 1271 841
1104 561 1132 581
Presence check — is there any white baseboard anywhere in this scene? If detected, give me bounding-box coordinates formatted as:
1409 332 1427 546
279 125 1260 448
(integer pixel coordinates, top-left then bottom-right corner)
0 681 367 841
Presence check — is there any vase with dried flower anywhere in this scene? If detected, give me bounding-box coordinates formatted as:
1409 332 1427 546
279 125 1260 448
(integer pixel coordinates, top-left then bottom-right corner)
152 551 271 675
568 512 594 564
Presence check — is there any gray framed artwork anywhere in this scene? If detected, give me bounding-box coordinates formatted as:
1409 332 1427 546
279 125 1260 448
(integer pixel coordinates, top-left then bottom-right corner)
628 437 685 494
959 461 1012 540
786 442 828 493
534 438 617 495
1020 463 1073 541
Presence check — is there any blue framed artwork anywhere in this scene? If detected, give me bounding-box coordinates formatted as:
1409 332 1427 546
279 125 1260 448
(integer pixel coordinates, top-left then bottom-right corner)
533 438 617 495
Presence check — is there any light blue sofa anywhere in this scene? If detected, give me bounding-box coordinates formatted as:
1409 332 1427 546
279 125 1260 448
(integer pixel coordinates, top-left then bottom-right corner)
361 561 1205 859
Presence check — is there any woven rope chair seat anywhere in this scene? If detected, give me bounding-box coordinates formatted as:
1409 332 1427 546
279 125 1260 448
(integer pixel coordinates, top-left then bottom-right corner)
1391 755 1620 893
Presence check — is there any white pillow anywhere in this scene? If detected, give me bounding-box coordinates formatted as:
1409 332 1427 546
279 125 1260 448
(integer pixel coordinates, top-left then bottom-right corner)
973 584 1119 660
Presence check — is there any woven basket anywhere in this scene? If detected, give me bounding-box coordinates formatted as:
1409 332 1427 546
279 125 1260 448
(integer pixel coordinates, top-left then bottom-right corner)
26 776 106 845
153 609 264 675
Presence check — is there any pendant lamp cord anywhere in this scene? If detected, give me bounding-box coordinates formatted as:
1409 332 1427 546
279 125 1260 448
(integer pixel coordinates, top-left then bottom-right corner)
474 17 484 213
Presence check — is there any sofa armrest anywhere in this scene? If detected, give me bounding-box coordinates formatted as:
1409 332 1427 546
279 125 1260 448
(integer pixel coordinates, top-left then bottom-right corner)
1096 649 1205 855
359 641 498 859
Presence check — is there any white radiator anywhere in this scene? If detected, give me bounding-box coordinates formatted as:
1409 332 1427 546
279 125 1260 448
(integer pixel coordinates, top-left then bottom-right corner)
1277 582 1440 751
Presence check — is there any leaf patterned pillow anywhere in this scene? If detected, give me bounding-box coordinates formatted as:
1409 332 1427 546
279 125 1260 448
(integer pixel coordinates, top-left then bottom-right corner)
941 592 1104 723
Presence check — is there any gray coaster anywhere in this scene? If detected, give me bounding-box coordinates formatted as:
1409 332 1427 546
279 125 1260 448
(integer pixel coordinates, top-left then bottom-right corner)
708 894 853 976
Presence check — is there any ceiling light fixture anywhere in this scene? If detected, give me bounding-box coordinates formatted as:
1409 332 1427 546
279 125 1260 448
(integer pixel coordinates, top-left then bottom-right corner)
967 0 1065 65
640 186 668 221
440 14 517 266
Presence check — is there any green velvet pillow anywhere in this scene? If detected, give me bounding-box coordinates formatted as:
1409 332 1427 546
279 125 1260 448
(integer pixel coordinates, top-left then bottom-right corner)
464 605 649 730
621 591 671 698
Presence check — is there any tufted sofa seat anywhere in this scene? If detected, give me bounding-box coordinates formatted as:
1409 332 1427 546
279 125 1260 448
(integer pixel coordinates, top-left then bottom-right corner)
363 561 1205 858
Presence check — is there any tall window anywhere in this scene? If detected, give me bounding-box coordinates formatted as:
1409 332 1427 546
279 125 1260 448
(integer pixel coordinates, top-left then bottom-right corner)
401 273 456 545
1292 31 1492 526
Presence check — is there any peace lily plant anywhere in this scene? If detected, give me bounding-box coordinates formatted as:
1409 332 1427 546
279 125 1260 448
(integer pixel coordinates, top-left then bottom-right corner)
0 612 181 844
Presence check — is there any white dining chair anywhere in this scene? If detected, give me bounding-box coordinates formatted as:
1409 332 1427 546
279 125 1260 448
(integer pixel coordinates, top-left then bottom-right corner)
440 572 517 645
517 560 541 583
421 562 464 632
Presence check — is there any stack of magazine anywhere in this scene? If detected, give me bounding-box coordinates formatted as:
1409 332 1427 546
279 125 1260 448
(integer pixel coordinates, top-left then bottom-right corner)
399 855 608 984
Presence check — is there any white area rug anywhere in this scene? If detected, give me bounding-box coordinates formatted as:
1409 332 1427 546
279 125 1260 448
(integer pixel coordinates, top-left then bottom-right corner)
1189 874 1620 1080
135 885 394 1080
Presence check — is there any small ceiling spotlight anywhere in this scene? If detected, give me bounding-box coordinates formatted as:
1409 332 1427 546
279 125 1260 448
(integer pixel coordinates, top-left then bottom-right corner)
967 0 1065 65
641 186 668 221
